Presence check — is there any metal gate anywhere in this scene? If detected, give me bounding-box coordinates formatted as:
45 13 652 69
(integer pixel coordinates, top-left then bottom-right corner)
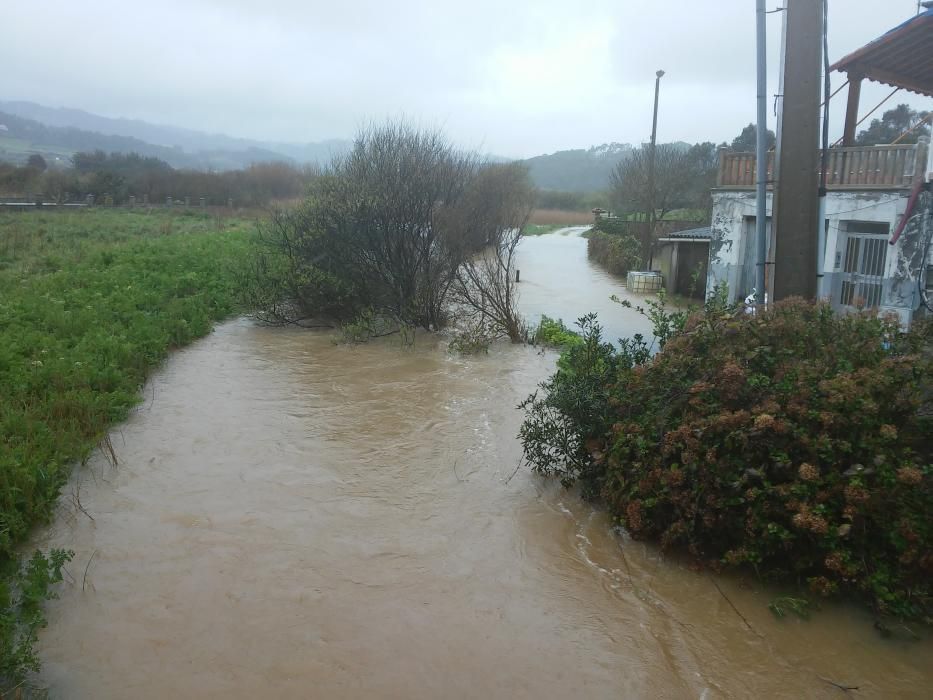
839 232 887 308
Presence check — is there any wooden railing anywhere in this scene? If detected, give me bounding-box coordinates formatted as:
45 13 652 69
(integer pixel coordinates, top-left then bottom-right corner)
717 141 927 189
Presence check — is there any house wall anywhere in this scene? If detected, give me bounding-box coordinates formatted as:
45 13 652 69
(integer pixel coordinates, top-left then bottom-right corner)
708 192 773 301
707 189 926 323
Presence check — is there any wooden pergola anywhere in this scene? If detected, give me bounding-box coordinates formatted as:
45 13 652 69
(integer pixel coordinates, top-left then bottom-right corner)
831 8 933 145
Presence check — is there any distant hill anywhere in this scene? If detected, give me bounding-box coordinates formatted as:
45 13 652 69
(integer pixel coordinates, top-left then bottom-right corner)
0 99 693 192
521 141 694 193
519 143 632 193
0 100 350 170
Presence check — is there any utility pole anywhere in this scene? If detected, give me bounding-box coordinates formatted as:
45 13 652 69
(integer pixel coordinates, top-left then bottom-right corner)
645 69 665 266
772 0 823 300
754 0 768 303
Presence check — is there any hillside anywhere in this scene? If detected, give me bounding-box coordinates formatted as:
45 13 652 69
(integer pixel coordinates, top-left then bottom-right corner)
521 141 695 193
521 143 632 192
0 101 349 170
2 100 690 194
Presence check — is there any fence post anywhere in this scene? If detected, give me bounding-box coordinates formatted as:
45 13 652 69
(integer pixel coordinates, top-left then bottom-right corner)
200 196 206 208
915 136 930 187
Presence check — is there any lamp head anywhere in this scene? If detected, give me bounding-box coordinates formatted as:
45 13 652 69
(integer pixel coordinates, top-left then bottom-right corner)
656 70 665 79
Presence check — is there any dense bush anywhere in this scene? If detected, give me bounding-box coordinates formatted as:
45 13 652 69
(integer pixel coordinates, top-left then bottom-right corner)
521 299 933 622
591 216 636 236
533 315 583 349
586 229 642 276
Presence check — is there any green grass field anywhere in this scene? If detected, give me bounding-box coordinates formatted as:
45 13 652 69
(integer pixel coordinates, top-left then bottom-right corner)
0 135 75 165
0 208 256 685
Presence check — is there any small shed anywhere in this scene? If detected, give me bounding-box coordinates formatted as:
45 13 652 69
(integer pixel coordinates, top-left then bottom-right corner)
653 227 711 299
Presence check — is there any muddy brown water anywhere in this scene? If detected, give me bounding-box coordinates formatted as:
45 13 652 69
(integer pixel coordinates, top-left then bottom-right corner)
38 229 932 698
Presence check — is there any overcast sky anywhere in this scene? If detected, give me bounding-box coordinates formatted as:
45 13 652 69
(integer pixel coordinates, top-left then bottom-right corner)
2 0 930 158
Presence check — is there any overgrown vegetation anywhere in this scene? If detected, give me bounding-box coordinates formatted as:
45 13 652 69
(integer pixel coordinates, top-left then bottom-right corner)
520 298 933 624
0 208 253 686
0 549 73 687
586 225 642 277
533 316 583 349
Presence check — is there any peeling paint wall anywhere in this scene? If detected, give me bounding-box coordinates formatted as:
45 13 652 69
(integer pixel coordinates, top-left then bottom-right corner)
706 188 930 324
707 191 772 302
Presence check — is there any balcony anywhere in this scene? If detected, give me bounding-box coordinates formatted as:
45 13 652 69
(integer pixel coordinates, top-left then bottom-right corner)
716 141 929 190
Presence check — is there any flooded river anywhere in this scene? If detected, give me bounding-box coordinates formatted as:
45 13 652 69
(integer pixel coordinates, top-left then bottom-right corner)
38 230 932 697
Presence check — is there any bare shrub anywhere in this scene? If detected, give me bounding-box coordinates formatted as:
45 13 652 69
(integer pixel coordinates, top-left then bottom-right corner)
249 122 535 336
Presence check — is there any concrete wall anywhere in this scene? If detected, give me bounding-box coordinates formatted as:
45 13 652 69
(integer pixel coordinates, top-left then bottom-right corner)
653 244 674 288
708 191 773 301
707 188 928 323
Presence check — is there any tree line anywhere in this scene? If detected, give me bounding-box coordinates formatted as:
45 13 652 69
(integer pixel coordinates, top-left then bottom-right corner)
0 150 317 207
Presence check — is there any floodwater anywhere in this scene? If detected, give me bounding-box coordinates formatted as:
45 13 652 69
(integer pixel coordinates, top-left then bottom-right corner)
516 226 655 344
37 229 932 698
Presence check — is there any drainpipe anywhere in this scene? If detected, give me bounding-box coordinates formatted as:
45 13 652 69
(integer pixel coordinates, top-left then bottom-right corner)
817 0 830 299
755 0 768 304
890 137 931 246
889 178 925 246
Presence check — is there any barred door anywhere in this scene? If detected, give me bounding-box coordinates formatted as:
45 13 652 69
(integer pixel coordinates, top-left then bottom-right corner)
839 233 887 309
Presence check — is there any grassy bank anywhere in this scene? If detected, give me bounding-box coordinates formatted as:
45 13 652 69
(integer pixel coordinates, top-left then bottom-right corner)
527 208 593 226
521 224 563 236
0 208 255 685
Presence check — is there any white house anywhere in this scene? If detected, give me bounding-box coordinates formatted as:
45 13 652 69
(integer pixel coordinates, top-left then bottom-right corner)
707 8 933 326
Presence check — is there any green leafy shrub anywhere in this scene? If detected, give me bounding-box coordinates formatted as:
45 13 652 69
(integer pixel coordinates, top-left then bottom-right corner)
586 230 641 276
534 316 583 349
521 299 933 622
520 314 649 498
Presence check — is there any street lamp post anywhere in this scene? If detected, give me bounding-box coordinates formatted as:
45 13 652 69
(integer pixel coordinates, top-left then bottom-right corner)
646 69 665 268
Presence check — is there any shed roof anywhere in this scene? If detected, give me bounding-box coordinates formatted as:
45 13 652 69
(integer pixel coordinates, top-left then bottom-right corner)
830 9 933 97
661 226 712 241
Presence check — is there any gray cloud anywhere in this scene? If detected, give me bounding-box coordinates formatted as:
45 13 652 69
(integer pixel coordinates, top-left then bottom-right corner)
2 0 929 158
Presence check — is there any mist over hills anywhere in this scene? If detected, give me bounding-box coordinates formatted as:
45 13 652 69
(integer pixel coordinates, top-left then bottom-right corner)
0 100 350 170
0 100 689 193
